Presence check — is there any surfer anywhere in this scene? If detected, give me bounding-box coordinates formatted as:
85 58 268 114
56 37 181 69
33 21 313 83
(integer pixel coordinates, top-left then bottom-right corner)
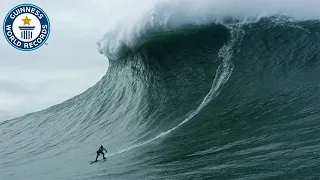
95 145 107 161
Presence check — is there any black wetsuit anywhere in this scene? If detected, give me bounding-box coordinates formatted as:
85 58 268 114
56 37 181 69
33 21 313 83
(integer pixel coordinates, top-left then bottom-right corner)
96 146 107 161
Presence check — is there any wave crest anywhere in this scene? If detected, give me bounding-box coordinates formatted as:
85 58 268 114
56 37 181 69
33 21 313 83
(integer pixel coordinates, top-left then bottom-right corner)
97 0 320 60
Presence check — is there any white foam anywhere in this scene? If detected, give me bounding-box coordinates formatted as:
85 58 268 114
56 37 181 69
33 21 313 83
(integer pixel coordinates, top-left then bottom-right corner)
97 0 320 59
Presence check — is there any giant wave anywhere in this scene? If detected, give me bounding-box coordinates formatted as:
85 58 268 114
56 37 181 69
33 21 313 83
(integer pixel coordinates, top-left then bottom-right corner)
1 1 320 179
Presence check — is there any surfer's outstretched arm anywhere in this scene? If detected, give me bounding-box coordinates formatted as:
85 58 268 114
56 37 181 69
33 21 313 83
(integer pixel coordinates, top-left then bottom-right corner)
104 148 107 153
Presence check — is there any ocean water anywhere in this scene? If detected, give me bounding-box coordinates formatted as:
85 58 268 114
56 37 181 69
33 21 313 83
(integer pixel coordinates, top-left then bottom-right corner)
1 1 320 180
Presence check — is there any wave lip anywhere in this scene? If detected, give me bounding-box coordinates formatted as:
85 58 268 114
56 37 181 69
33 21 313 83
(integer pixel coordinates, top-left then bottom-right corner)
97 0 320 60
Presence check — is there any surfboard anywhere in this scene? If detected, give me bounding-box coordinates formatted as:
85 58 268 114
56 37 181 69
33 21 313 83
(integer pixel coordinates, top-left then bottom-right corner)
90 158 106 164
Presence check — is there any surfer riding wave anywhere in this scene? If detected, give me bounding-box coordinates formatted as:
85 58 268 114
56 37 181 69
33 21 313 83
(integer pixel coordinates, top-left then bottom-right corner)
95 145 107 161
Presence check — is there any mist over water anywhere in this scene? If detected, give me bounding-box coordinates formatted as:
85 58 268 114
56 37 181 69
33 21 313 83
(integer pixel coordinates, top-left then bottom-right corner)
1 0 320 179
98 0 320 59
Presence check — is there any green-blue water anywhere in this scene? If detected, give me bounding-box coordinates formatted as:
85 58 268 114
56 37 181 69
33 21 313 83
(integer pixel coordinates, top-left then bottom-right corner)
1 17 320 179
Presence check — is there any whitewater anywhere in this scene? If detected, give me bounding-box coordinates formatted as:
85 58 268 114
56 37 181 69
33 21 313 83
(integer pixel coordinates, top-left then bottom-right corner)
1 0 320 179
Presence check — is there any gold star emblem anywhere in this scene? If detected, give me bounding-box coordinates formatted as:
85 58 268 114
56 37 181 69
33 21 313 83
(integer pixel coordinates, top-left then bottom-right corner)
22 16 32 25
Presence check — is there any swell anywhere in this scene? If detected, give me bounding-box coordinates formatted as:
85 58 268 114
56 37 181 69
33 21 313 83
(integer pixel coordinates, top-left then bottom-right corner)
1 17 320 180
106 18 320 179
0 23 237 165
93 17 320 179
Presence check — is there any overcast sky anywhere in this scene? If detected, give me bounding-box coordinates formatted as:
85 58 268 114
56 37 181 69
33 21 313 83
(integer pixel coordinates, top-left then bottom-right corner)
0 0 158 122
0 0 114 122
